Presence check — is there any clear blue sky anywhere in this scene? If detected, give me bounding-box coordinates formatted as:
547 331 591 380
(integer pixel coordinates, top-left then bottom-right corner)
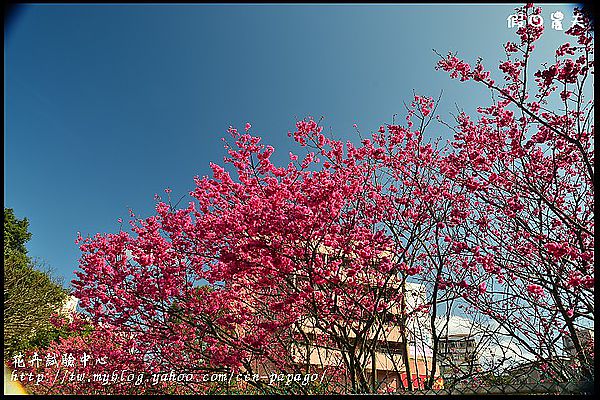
5 3 579 288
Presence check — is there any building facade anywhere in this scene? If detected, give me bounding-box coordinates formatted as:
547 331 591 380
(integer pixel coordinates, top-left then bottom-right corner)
437 333 480 378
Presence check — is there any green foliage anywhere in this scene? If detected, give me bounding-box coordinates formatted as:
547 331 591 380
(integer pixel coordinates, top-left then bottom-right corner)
4 208 32 264
3 208 69 357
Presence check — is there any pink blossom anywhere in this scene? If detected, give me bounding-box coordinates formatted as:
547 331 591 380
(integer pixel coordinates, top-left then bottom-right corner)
526 284 544 297
478 282 487 293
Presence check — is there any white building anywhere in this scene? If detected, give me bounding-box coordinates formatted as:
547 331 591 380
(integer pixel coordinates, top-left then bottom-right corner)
58 295 79 321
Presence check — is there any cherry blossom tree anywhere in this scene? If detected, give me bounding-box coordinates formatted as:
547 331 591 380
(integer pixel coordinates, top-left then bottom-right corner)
70 116 430 393
434 3 594 382
16 3 593 395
